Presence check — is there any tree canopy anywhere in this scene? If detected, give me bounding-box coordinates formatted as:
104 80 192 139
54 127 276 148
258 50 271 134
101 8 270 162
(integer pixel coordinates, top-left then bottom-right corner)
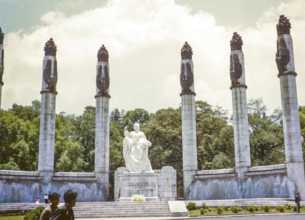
0 98 301 198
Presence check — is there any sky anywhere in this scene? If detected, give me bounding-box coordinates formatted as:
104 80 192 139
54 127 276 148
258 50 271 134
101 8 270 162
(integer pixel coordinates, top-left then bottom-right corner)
0 0 304 116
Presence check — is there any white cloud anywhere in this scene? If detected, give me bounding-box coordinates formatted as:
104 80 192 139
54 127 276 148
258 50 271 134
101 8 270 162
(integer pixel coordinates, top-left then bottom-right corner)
1 0 305 116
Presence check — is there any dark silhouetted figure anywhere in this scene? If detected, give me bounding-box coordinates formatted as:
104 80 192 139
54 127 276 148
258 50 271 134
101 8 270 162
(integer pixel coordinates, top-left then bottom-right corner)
50 190 77 220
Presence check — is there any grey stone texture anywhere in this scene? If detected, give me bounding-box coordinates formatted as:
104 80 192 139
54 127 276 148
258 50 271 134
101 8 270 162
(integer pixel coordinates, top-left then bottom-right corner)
0 171 104 202
189 164 295 200
230 49 251 174
114 166 176 202
38 89 56 174
181 94 197 199
95 95 110 200
278 32 305 199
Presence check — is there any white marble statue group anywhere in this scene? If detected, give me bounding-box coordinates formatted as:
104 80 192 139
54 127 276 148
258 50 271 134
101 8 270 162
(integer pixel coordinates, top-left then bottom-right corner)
123 123 153 172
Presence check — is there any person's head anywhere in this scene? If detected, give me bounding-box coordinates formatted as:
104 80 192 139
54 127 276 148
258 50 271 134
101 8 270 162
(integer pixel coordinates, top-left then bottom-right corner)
49 192 60 206
134 123 140 132
64 190 77 207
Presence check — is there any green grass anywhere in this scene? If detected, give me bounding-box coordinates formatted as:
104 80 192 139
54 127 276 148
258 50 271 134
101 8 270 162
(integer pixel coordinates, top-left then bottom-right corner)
188 205 305 217
0 216 24 220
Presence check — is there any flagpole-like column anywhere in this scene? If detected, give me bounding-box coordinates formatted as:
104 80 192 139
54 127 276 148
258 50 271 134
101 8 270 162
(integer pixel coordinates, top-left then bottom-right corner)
180 42 197 199
276 15 305 199
38 38 58 183
95 45 110 200
0 28 4 109
230 33 251 181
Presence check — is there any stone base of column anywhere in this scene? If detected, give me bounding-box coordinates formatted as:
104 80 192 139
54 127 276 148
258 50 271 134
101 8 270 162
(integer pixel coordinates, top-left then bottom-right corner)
96 172 109 201
286 162 305 200
183 169 197 199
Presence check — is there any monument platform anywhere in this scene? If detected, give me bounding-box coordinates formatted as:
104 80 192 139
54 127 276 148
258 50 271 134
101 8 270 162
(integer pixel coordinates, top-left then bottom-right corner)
114 166 176 201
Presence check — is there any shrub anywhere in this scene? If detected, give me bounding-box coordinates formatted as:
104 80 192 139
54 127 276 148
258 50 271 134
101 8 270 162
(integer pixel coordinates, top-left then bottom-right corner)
224 206 229 211
130 194 145 202
187 202 196 210
201 202 206 209
293 206 297 212
277 206 284 212
264 206 270 212
247 206 254 212
200 208 205 214
216 207 223 214
24 206 44 220
231 206 238 213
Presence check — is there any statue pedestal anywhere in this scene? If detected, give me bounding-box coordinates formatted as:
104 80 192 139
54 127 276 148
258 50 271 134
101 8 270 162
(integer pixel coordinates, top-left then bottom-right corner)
114 166 177 201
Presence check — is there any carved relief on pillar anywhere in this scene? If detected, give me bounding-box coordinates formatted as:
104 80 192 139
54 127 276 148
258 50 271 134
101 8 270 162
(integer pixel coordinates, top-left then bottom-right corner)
230 33 247 89
180 42 195 96
0 28 4 86
96 45 110 98
275 15 296 77
230 54 242 87
41 38 57 94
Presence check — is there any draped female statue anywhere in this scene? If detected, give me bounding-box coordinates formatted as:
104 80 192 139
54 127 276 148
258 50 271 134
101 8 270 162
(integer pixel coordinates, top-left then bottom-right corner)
123 123 153 172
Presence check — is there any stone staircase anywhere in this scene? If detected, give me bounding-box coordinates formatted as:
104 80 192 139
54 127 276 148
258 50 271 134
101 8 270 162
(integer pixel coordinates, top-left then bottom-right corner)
73 201 172 218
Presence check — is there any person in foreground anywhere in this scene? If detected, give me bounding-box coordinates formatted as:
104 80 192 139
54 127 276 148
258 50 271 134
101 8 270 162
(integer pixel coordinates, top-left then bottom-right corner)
50 189 77 220
39 192 60 220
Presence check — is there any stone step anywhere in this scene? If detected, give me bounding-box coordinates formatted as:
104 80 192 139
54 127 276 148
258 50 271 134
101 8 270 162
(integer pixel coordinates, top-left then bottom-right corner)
73 201 171 218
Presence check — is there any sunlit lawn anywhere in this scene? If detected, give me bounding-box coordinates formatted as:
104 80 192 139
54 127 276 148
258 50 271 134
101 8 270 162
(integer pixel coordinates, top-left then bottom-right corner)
0 216 24 220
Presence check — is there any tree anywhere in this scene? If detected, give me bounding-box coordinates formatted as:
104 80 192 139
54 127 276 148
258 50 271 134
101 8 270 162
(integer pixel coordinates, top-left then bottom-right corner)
248 98 284 166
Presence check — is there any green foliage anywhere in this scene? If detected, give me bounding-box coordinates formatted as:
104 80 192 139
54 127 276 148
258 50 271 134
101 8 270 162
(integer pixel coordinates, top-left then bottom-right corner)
277 206 285 212
216 206 223 214
231 206 238 213
263 206 270 212
247 206 254 212
248 98 284 166
187 202 196 210
23 206 44 220
200 208 205 214
1 98 305 199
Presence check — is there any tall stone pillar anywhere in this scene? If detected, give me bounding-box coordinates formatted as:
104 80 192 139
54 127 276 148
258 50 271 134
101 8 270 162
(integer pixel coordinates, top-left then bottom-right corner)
0 28 4 109
275 15 305 199
38 38 58 184
230 32 251 181
95 45 110 200
180 42 197 199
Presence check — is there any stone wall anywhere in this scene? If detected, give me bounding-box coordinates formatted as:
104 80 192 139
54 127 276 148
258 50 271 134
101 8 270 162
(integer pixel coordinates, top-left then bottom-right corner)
188 164 295 200
0 171 105 203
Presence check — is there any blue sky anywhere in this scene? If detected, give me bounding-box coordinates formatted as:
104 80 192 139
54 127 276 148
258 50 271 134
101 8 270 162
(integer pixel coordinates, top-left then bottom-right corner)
0 0 304 115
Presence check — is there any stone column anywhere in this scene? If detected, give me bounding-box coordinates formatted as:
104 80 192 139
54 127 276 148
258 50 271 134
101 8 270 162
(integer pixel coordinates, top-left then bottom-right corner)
95 45 110 200
230 33 251 181
180 42 197 199
38 38 58 185
276 15 305 199
0 28 4 109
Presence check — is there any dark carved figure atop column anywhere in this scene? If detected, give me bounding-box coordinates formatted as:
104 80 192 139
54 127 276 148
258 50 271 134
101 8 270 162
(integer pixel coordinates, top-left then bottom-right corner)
180 42 195 96
276 15 291 36
230 32 243 51
44 38 57 56
97 44 109 62
230 54 242 86
275 15 292 75
42 38 57 94
96 45 110 98
0 28 4 86
276 38 290 74
230 33 245 88
0 28 4 44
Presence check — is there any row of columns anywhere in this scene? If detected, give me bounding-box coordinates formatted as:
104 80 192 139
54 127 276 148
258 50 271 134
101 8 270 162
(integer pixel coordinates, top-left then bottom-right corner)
180 15 305 199
38 39 110 199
